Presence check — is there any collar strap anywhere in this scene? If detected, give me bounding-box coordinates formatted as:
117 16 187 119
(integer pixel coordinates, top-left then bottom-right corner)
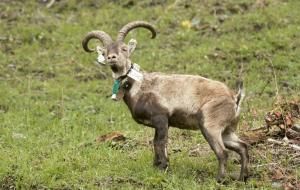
117 64 133 81
111 64 133 100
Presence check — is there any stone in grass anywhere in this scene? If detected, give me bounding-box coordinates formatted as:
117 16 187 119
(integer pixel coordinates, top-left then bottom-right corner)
12 132 26 139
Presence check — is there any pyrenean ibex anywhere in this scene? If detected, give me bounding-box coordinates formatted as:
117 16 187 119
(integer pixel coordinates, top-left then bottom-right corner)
82 21 249 182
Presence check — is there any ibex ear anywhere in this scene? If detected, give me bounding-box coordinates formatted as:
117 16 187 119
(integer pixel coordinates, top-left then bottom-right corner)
96 46 106 65
128 39 137 55
96 46 105 56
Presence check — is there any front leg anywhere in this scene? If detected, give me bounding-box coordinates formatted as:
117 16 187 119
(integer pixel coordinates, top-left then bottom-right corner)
152 115 169 170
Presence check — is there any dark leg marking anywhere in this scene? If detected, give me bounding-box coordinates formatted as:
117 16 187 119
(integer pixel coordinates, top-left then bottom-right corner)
152 115 169 170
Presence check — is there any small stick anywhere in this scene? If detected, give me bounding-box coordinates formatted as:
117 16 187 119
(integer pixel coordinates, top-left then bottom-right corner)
267 138 300 151
251 162 278 168
46 0 56 8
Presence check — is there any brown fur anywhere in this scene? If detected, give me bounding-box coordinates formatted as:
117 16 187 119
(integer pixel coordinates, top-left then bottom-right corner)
122 73 248 181
82 21 248 182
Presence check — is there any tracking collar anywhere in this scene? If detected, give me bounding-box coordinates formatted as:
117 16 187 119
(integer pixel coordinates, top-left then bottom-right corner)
111 64 143 100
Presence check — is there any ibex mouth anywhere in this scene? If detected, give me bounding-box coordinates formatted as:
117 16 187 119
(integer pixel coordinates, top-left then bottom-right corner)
107 60 117 64
110 64 118 72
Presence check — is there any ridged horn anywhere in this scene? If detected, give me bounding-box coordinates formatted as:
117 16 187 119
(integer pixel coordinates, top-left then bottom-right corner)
82 31 113 52
116 21 156 42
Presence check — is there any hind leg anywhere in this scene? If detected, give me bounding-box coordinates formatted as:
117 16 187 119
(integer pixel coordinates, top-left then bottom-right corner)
222 131 249 181
200 126 228 182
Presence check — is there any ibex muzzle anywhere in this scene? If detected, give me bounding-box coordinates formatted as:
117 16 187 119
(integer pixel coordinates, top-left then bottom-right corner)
82 21 249 182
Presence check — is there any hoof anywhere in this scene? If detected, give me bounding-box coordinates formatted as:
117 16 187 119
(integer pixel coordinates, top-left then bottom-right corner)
229 172 248 182
216 175 226 184
238 175 248 182
153 161 169 171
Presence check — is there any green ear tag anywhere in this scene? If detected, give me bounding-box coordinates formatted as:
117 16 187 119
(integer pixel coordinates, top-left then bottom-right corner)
112 80 121 100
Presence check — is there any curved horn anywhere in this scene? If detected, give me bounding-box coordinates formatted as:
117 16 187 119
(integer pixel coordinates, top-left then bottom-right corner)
117 21 156 42
82 31 113 52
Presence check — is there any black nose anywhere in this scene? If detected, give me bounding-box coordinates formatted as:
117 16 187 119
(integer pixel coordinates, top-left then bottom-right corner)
107 54 117 60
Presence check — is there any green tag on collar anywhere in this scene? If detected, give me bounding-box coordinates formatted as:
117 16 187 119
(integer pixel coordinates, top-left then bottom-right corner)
112 80 121 99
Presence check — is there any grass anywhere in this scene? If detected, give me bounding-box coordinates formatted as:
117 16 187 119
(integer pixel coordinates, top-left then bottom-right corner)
0 0 300 189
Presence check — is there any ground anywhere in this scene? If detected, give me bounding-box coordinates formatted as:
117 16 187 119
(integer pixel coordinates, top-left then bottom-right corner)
0 0 299 189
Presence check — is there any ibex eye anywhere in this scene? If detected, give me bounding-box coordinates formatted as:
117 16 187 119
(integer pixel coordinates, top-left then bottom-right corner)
122 47 127 51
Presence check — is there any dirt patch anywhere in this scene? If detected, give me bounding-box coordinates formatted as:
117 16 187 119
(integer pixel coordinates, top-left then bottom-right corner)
96 131 126 143
188 143 212 157
16 67 56 81
0 104 9 113
95 176 145 189
95 132 146 152
0 174 16 190
74 73 107 82
249 142 300 189
241 99 300 189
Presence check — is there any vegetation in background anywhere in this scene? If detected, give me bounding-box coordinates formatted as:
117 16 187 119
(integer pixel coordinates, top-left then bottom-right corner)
0 0 299 189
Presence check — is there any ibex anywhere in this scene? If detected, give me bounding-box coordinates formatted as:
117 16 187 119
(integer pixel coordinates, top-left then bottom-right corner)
82 21 249 182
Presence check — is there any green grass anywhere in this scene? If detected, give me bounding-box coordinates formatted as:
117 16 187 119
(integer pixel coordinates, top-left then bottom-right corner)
0 0 300 189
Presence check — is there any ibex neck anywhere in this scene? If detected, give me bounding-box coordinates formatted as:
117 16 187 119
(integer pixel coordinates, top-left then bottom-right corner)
123 72 146 114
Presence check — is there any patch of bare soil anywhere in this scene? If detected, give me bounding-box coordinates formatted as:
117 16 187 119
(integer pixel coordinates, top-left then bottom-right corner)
95 131 150 153
96 131 126 143
0 174 16 190
94 176 145 189
241 99 300 189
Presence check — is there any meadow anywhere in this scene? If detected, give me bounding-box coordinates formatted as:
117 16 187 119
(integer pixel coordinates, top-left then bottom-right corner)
0 0 300 189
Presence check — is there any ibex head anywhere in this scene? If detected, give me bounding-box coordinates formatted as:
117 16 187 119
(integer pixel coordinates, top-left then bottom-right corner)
82 21 156 79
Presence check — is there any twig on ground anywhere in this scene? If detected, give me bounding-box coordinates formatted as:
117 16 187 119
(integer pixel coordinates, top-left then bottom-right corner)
251 162 278 168
267 138 300 151
46 0 56 8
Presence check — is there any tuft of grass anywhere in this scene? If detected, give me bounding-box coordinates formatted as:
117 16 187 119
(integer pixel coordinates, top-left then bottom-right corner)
0 0 299 189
